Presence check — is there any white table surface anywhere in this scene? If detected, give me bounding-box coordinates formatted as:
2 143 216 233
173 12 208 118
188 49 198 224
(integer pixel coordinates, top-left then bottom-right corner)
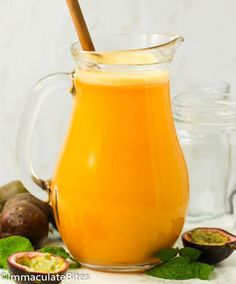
1 215 235 284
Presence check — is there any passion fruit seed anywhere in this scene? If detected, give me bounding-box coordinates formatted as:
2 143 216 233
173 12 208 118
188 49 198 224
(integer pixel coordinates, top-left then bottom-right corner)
8 252 68 284
17 253 65 273
189 228 229 245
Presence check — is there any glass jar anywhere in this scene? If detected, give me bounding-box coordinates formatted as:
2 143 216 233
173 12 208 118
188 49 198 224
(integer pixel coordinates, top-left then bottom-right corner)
173 91 236 221
171 78 230 97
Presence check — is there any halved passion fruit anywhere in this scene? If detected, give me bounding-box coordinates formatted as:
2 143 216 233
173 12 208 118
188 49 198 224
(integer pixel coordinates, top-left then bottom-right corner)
8 252 68 284
182 227 236 265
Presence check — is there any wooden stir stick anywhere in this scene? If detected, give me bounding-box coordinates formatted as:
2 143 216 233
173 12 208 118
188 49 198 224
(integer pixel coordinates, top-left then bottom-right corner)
66 0 95 95
66 0 95 51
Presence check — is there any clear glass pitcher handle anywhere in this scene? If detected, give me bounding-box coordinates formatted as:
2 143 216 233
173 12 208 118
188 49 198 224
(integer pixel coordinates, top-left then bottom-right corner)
16 72 73 202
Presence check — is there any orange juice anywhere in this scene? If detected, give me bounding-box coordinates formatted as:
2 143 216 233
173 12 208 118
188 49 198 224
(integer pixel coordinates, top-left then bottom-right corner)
51 65 189 267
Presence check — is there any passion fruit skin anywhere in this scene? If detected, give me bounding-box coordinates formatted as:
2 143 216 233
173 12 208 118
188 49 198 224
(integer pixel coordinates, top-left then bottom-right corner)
182 228 236 265
0 201 49 249
4 193 52 221
0 181 27 203
7 252 68 284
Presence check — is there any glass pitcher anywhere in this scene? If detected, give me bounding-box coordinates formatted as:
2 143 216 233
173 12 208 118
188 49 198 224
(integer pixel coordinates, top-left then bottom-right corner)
17 34 189 272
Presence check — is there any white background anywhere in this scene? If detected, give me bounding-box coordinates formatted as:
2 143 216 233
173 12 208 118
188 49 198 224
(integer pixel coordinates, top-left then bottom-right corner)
0 0 236 183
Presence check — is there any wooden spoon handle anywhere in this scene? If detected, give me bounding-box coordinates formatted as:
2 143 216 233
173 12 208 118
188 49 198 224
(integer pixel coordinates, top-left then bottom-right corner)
66 0 95 51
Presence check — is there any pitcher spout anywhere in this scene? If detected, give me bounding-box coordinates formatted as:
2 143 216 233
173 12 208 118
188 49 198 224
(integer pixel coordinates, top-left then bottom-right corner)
151 34 184 64
170 35 184 52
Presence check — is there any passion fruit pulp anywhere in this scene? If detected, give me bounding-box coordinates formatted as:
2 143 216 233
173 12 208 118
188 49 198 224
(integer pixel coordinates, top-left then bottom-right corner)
182 227 236 265
8 252 68 284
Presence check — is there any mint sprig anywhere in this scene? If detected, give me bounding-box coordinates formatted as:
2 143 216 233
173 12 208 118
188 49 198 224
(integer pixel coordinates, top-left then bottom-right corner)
146 247 213 280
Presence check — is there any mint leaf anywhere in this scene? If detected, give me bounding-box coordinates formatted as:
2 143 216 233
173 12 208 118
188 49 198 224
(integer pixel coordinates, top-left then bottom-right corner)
146 255 213 280
179 247 201 261
0 236 34 269
68 262 81 269
155 248 179 262
40 246 80 268
146 256 193 280
40 246 71 259
191 262 214 280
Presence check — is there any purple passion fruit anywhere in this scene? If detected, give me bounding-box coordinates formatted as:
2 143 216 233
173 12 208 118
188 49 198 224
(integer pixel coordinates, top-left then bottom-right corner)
0 201 49 249
182 227 236 264
8 252 68 284
4 193 52 221
0 181 27 210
